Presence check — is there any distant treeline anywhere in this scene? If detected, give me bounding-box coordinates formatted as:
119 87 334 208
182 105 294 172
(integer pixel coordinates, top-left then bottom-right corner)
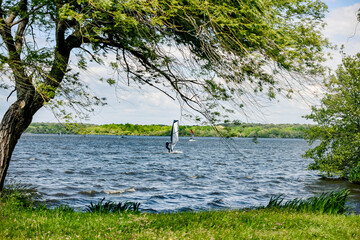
25 123 312 138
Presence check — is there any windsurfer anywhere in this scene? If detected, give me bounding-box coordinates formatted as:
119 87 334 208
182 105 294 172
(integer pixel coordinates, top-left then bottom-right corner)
190 129 195 141
165 141 171 152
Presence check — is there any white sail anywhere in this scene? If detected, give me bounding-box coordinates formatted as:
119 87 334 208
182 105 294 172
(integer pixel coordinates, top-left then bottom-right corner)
170 120 179 151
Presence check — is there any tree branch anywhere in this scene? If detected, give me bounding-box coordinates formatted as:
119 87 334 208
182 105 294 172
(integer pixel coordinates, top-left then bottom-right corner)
15 1 28 51
80 46 102 64
127 69 176 101
5 13 16 25
10 3 46 27
6 88 16 101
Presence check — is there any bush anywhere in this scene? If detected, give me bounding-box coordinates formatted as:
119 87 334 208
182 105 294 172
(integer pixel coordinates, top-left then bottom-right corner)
349 162 360 183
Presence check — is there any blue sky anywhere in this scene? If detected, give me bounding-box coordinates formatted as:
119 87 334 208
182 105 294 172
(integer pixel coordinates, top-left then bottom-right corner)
1 1 360 125
324 0 360 10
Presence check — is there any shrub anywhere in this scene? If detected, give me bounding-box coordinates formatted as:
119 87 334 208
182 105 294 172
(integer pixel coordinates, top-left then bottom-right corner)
349 162 360 183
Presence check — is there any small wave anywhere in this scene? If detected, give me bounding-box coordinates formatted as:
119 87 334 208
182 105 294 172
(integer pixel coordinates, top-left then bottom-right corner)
176 207 193 212
103 187 135 195
215 162 227 165
79 169 94 174
53 192 70 197
189 175 205 179
103 189 125 194
136 187 158 192
79 190 99 196
29 157 36 161
125 161 136 165
150 195 166 199
207 198 227 208
126 187 136 192
210 191 222 195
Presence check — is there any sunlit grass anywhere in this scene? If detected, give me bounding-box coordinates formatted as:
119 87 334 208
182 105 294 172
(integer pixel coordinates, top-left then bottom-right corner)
0 184 358 239
1 202 360 239
1 187 360 239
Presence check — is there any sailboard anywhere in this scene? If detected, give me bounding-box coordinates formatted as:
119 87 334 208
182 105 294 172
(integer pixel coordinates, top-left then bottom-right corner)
169 120 179 152
189 129 195 141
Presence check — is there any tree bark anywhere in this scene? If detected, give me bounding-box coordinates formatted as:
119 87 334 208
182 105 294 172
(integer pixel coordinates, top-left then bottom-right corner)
0 96 43 192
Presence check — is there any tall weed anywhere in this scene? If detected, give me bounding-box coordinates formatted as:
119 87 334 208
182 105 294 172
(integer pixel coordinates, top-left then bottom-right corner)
266 189 350 214
86 198 141 213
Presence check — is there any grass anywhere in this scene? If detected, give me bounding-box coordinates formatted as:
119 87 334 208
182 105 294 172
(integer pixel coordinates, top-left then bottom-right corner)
86 197 141 213
1 188 360 239
1 202 360 239
265 189 350 214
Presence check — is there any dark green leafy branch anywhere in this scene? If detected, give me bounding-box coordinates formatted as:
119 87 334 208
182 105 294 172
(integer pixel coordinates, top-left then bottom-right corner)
303 53 360 182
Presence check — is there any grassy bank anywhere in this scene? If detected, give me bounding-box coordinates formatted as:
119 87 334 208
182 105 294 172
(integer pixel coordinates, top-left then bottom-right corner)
1 202 360 239
25 122 311 138
1 190 360 239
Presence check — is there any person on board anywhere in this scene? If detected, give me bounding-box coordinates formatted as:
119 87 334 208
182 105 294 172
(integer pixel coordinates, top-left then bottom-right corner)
165 141 171 153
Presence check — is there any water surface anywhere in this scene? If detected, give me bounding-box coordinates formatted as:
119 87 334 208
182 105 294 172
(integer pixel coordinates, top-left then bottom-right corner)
8 134 360 213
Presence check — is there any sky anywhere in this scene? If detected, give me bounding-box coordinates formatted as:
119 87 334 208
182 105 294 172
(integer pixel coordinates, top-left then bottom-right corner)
1 1 360 126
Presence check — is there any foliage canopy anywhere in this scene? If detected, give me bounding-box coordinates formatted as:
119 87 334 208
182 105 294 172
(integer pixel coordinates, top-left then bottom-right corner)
0 0 329 122
304 53 360 182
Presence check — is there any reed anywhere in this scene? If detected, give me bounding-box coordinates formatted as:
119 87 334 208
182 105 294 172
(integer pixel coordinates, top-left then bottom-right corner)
86 197 141 213
266 189 350 214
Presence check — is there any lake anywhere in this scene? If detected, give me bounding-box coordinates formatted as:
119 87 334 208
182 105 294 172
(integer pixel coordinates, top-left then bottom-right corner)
7 134 360 213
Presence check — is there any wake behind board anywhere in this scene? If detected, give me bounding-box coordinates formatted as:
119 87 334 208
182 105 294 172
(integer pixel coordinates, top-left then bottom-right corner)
166 150 183 154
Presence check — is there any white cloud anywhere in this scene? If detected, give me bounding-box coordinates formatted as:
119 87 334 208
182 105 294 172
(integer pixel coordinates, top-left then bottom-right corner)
324 3 360 63
324 3 360 36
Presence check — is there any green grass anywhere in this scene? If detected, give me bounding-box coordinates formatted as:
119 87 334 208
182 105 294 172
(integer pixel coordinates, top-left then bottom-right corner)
265 189 350 214
1 191 360 239
86 197 141 213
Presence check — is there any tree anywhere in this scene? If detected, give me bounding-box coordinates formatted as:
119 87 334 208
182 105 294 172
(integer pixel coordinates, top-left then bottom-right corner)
0 0 329 192
303 53 360 181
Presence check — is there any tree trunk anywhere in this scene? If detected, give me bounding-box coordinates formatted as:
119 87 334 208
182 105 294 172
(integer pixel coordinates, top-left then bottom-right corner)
0 99 40 192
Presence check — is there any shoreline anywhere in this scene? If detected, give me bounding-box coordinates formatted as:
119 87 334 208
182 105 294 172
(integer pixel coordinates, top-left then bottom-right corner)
25 122 312 138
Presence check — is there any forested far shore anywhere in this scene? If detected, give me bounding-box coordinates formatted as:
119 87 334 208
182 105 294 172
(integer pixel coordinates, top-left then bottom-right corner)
25 123 312 138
